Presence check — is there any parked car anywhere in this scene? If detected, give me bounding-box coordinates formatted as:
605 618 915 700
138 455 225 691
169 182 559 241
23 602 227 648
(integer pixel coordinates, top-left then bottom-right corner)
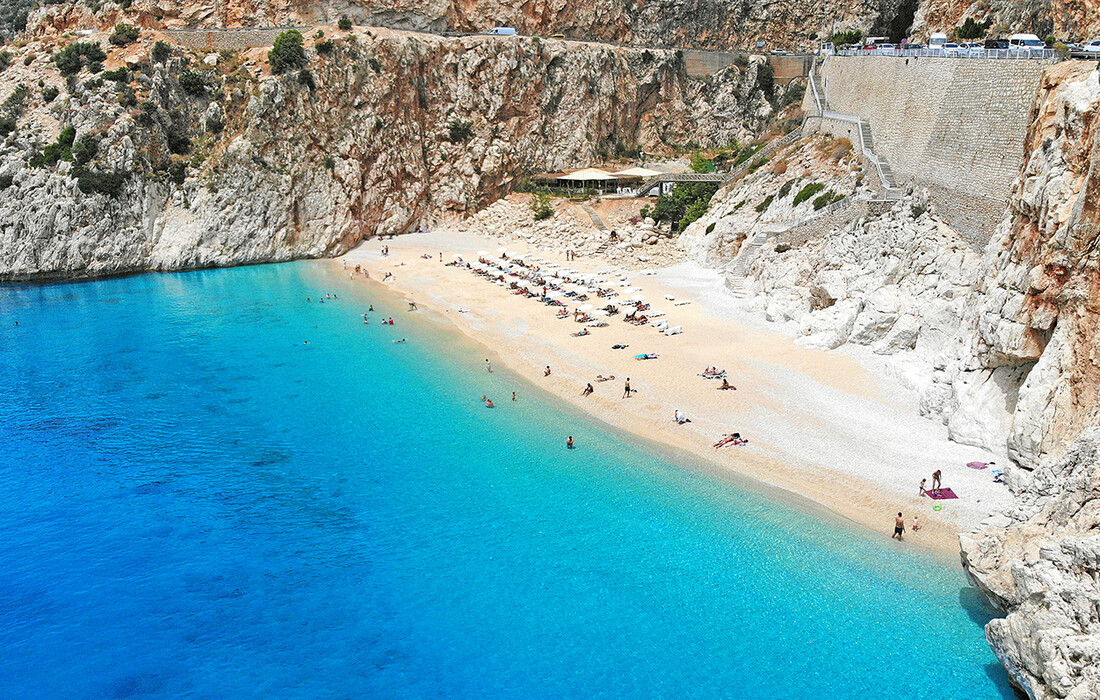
1009 33 1047 54
943 42 963 56
984 38 1009 49
769 48 788 55
488 26 517 35
1075 39 1100 57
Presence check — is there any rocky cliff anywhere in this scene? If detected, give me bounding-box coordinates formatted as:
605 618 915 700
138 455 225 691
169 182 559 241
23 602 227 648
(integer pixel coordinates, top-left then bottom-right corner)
0 21 775 280
959 430 1100 699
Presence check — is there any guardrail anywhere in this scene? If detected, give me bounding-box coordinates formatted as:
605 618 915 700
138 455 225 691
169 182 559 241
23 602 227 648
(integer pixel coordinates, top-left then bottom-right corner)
834 47 1056 60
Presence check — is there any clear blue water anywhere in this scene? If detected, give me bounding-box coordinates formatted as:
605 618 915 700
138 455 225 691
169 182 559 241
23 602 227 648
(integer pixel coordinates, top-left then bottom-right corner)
0 262 1011 699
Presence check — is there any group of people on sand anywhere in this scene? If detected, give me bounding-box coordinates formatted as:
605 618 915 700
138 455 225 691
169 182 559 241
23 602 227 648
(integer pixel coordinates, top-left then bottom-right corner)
918 469 944 497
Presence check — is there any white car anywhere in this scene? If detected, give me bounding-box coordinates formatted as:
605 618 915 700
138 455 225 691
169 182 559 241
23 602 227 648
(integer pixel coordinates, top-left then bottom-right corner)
1079 40 1100 57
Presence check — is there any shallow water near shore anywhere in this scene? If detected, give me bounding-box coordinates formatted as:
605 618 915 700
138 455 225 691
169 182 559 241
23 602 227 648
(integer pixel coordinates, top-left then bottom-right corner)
0 261 1012 698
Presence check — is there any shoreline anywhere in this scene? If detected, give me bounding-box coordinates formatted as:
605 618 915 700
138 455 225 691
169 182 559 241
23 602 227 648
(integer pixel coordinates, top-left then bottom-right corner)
337 232 1013 558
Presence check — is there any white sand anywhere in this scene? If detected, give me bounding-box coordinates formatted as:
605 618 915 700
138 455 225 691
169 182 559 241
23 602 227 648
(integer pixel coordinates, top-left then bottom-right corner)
340 231 1012 555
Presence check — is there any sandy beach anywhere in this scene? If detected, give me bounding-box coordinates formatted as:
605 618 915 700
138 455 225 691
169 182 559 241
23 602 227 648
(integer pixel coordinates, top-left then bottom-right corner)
339 230 1013 556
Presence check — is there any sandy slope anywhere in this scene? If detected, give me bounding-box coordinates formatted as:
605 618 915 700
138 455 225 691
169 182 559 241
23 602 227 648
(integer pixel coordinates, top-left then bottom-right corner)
339 230 1013 556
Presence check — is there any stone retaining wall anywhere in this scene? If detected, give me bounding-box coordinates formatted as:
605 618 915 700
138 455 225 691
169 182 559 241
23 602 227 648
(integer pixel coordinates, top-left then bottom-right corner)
805 56 1050 247
162 28 304 51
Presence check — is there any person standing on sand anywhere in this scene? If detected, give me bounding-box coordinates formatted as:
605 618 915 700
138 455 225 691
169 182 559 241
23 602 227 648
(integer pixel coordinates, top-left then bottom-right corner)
913 516 921 532
892 513 905 541
919 478 927 496
931 469 942 495
566 436 575 449
486 359 492 373
623 378 631 398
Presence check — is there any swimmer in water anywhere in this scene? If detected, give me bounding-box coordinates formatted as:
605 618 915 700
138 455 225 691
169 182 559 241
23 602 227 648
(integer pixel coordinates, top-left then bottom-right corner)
485 398 494 408
566 436 574 449
369 305 374 312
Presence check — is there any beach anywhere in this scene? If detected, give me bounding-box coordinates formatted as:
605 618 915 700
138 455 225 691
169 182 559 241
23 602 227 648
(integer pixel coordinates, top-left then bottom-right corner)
341 231 1013 557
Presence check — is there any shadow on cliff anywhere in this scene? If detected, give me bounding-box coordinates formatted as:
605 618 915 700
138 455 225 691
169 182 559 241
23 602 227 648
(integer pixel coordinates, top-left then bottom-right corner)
958 588 1020 698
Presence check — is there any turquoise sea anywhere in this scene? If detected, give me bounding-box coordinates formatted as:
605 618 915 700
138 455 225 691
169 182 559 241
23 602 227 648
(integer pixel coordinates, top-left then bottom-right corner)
0 262 1012 698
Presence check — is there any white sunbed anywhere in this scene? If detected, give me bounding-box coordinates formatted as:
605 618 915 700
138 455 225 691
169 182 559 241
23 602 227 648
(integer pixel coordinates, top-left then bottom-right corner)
586 320 609 328
664 326 683 336
664 294 676 301
647 310 666 319
673 300 691 306
652 320 669 331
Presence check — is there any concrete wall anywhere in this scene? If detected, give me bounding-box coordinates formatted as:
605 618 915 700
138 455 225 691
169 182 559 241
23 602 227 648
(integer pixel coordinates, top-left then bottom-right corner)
810 56 1049 247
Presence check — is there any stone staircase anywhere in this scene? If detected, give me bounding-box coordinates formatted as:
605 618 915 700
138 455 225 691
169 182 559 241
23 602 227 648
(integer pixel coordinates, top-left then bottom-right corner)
725 232 769 299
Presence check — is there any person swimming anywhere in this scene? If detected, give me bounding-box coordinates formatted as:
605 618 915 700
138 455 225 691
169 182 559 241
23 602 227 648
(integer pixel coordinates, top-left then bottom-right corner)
485 398 494 408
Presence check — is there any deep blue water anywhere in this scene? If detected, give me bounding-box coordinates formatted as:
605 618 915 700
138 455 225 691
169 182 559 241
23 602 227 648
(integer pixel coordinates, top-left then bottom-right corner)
0 262 1012 698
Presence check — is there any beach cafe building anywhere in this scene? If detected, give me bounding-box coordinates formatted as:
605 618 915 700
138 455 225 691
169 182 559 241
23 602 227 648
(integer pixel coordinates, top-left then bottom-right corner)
533 167 663 196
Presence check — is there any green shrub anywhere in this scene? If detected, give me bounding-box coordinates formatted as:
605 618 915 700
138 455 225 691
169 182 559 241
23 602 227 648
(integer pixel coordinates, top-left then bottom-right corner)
648 182 718 233
813 190 845 210
73 166 126 196
297 68 316 91
705 221 716 234
178 71 206 96
269 30 307 74
754 195 774 213
732 142 764 167
367 57 381 72
446 118 474 143
168 162 187 184
829 29 863 46
0 51 10 72
118 86 137 107
152 41 171 64
109 23 139 46
956 17 991 39
101 67 128 83
747 157 768 173
775 243 791 253
71 134 98 165
323 156 335 170
315 39 334 55
0 118 15 137
778 178 798 198
792 182 825 206
530 192 553 220
732 199 746 210
54 42 106 76
690 151 714 173
86 61 103 75
165 124 191 154
337 16 352 31
29 126 76 167
2 84 30 118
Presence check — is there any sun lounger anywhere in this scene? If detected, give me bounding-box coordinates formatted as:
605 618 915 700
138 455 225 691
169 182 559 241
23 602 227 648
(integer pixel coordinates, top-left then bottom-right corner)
664 294 676 301
586 320 608 327
647 311 665 318
664 326 683 336
673 300 691 306
652 320 669 331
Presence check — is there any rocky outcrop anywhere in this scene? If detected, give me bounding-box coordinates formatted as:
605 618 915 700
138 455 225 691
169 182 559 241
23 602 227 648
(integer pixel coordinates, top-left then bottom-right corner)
960 429 1100 699
0 24 774 280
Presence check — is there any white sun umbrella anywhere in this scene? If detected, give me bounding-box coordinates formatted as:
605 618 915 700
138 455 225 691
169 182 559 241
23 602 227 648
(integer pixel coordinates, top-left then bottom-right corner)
497 246 508 253
477 250 489 257
578 303 595 312
630 294 647 302
590 309 609 317
451 254 464 261
546 290 563 298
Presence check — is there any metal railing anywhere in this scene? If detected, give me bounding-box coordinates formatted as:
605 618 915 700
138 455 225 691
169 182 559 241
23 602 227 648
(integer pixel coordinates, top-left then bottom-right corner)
835 47 1055 60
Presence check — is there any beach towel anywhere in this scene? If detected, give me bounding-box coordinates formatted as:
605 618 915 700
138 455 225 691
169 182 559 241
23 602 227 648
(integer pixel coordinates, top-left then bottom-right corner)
966 461 990 469
926 488 959 500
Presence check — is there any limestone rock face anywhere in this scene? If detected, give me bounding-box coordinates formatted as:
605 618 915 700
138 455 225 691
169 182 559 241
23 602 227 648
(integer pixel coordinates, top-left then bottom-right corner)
0 24 770 281
960 430 1100 700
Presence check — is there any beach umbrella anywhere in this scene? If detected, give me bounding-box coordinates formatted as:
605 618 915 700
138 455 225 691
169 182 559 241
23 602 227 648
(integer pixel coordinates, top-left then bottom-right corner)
497 246 507 253
630 294 647 302
477 250 489 257
578 303 595 311
546 290 563 298
590 309 609 316
451 254 464 261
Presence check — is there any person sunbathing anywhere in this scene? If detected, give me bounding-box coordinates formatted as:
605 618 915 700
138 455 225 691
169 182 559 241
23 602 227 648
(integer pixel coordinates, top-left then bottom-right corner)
718 378 736 390
714 432 745 448
571 329 590 337
595 374 615 382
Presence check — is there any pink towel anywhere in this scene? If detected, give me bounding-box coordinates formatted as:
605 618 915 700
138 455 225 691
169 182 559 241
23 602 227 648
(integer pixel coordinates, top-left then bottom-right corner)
927 488 959 500
966 461 989 469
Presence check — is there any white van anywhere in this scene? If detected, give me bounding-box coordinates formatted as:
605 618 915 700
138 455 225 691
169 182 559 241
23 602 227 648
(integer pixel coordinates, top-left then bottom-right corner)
488 27 517 36
928 32 948 48
1009 33 1046 54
